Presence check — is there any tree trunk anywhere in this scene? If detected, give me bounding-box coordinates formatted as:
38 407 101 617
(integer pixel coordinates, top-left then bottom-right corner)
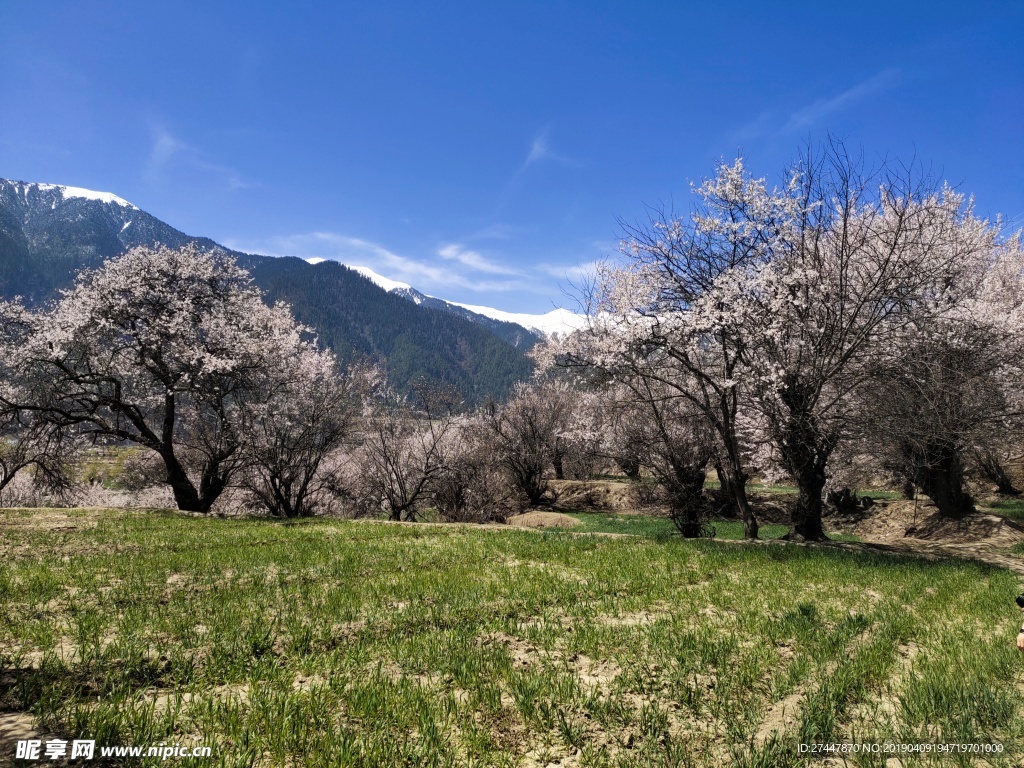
663 460 708 538
789 460 828 541
197 463 227 514
975 451 1020 496
720 405 758 540
914 443 974 518
777 379 831 542
713 461 738 518
720 456 757 539
162 453 205 512
160 450 229 513
552 449 565 480
734 481 759 540
524 475 548 506
616 457 642 482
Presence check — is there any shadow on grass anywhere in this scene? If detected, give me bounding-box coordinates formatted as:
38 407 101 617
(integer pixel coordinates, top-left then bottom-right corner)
561 512 863 543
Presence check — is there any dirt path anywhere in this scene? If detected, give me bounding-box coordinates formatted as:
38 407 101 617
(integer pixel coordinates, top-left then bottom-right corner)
822 500 1024 577
827 539 1024 577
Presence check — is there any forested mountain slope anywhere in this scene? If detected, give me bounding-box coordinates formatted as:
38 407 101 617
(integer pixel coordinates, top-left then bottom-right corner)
0 179 532 403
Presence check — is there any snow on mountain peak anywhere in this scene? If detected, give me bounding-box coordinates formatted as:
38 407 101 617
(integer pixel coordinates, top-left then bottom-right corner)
308 259 585 337
11 181 140 209
348 265 413 293
448 301 587 336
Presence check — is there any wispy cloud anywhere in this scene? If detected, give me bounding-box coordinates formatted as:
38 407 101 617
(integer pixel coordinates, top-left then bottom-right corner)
223 232 532 294
782 69 900 132
145 124 253 191
732 69 900 141
535 260 601 282
464 222 522 241
506 127 578 187
524 130 556 166
438 243 521 275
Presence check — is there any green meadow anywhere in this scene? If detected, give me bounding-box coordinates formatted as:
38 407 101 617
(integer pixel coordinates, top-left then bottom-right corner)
1 508 1022 767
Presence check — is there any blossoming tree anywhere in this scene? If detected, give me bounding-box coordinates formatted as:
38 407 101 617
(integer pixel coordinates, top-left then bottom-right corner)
557 141 1019 540
733 146 1000 539
0 245 344 513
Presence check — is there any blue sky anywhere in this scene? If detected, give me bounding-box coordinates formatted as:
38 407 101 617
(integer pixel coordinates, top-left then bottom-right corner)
2 1 1021 313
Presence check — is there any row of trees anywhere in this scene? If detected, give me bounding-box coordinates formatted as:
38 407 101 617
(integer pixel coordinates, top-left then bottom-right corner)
1 141 1021 538
0 246 354 515
547 140 1024 539
0 247 579 520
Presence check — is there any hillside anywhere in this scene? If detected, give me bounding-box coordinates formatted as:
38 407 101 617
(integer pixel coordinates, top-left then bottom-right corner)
241 256 534 403
346 265 585 347
0 179 533 403
0 180 219 302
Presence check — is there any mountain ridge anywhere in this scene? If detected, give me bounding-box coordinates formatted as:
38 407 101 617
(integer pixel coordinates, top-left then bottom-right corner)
340 263 585 340
0 178 534 404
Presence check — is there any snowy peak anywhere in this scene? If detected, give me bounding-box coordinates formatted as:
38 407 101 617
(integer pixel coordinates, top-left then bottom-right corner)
447 302 587 337
1 179 138 210
308 262 425 304
307 259 585 339
347 265 413 294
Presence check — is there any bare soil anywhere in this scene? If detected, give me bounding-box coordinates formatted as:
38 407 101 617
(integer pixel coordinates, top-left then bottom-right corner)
826 498 1024 576
832 499 1024 546
549 479 638 511
506 511 584 529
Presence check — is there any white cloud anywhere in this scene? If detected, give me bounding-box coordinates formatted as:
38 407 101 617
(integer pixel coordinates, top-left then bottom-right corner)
223 231 531 294
525 131 553 166
147 127 185 171
732 69 900 141
438 243 521 275
782 69 899 133
145 124 253 191
523 127 576 168
505 127 579 188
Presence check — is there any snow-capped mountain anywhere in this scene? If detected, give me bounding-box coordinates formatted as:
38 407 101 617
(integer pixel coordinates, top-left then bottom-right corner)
0 178 221 302
446 301 586 337
349 265 415 294
11 181 139 209
0 178 536 403
334 263 586 339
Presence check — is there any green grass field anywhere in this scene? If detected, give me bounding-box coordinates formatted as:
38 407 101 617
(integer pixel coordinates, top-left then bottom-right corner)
1 508 1022 767
983 498 1024 525
562 513 862 543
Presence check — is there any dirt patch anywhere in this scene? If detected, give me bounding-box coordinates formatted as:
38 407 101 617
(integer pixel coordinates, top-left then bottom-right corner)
507 512 584 530
573 654 622 696
149 682 249 714
844 641 920 738
596 607 669 628
479 631 547 668
0 508 102 531
550 480 638 511
831 499 1024 548
292 673 328 692
907 510 1024 546
753 690 804 747
0 711 48 745
826 499 1024 576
